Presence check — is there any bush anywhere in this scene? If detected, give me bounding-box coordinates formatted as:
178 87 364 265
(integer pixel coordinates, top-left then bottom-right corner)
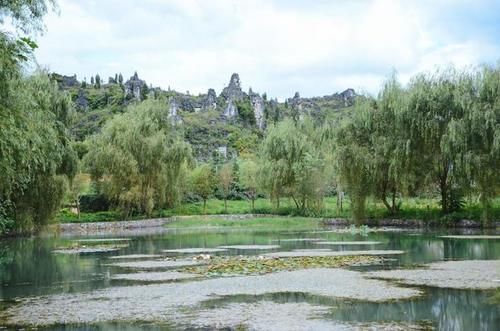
79 194 111 212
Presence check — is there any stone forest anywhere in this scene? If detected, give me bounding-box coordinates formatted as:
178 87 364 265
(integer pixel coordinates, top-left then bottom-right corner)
0 1 499 330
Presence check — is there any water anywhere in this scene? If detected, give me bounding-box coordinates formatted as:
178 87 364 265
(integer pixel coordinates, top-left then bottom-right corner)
0 224 498 330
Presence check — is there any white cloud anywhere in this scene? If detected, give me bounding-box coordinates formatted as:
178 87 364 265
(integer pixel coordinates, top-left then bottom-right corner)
33 0 499 98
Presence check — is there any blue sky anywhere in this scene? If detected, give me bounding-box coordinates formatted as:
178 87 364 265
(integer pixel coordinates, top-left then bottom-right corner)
33 0 500 99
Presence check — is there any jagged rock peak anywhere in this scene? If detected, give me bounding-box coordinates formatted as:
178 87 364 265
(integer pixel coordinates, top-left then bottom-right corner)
221 73 244 101
124 72 146 100
340 88 355 99
229 73 241 89
202 88 217 111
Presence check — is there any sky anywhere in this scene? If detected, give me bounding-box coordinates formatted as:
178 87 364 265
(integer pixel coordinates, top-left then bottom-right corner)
32 0 500 99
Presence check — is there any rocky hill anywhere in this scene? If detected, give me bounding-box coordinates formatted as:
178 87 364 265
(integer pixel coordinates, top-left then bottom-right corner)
52 72 357 160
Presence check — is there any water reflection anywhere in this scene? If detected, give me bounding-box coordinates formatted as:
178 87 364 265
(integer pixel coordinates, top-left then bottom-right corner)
0 226 499 330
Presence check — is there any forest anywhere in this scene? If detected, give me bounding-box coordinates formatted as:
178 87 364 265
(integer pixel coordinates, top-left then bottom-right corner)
1 1 499 235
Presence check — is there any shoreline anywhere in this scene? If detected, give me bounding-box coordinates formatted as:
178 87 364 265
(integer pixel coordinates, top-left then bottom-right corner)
47 214 500 236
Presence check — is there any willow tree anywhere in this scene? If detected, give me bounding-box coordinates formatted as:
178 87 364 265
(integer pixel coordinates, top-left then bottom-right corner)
448 65 500 223
259 118 326 213
84 99 191 217
404 68 467 213
190 164 215 213
239 157 259 211
370 75 409 214
218 163 234 213
0 73 77 232
333 101 373 224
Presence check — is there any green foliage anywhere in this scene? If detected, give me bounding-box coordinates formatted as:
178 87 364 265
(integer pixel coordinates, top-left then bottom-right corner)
236 99 256 125
189 164 216 213
0 73 77 233
239 157 259 210
259 119 329 213
84 99 192 217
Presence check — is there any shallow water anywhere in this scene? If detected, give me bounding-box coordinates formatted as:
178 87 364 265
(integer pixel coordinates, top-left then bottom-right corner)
0 224 499 330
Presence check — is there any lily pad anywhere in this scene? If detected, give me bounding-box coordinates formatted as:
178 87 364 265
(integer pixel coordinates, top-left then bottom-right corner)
263 250 405 258
183 255 382 276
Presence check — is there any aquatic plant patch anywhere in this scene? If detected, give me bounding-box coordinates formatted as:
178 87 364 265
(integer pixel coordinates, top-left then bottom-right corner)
182 255 382 276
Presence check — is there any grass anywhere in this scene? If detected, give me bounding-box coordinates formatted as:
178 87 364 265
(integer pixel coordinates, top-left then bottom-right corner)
56 196 500 225
164 217 323 230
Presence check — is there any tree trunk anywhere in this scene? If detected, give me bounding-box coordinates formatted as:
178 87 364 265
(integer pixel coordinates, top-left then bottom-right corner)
224 198 227 213
251 198 255 211
203 199 207 214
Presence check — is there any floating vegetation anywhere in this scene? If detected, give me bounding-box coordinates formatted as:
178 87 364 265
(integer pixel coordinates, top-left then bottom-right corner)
163 248 228 254
262 250 405 258
439 235 500 240
109 259 202 269
218 245 280 250
369 260 500 290
183 255 382 276
73 238 131 243
314 241 382 245
111 271 198 282
53 243 129 254
109 254 163 259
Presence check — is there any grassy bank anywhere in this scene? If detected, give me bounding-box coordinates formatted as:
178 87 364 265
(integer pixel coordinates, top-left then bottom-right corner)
56 196 500 225
164 217 323 231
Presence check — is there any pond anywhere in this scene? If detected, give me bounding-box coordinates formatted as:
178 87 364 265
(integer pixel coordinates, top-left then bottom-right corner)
0 220 499 330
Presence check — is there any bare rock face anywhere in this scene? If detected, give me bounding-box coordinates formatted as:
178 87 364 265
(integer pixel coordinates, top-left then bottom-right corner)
340 88 355 106
221 73 245 119
249 88 265 129
167 98 182 125
124 72 147 100
75 89 88 111
201 88 217 111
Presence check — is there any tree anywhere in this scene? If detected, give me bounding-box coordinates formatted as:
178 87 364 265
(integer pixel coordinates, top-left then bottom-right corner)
118 73 123 85
236 99 256 125
333 105 373 224
140 83 148 100
218 163 233 213
404 68 467 213
84 99 192 218
95 74 100 88
90 76 94 86
239 157 259 211
259 119 327 213
0 73 77 232
370 74 407 214
68 173 89 219
190 164 215 213
449 64 500 223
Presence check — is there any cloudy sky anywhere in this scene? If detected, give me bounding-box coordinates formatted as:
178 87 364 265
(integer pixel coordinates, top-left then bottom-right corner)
34 0 500 99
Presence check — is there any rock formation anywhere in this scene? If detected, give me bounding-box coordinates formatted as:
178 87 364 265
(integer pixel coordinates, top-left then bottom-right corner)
202 88 217 111
124 72 147 100
221 73 245 119
249 88 265 129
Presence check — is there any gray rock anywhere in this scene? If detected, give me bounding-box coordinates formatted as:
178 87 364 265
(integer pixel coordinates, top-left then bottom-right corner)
124 72 147 100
